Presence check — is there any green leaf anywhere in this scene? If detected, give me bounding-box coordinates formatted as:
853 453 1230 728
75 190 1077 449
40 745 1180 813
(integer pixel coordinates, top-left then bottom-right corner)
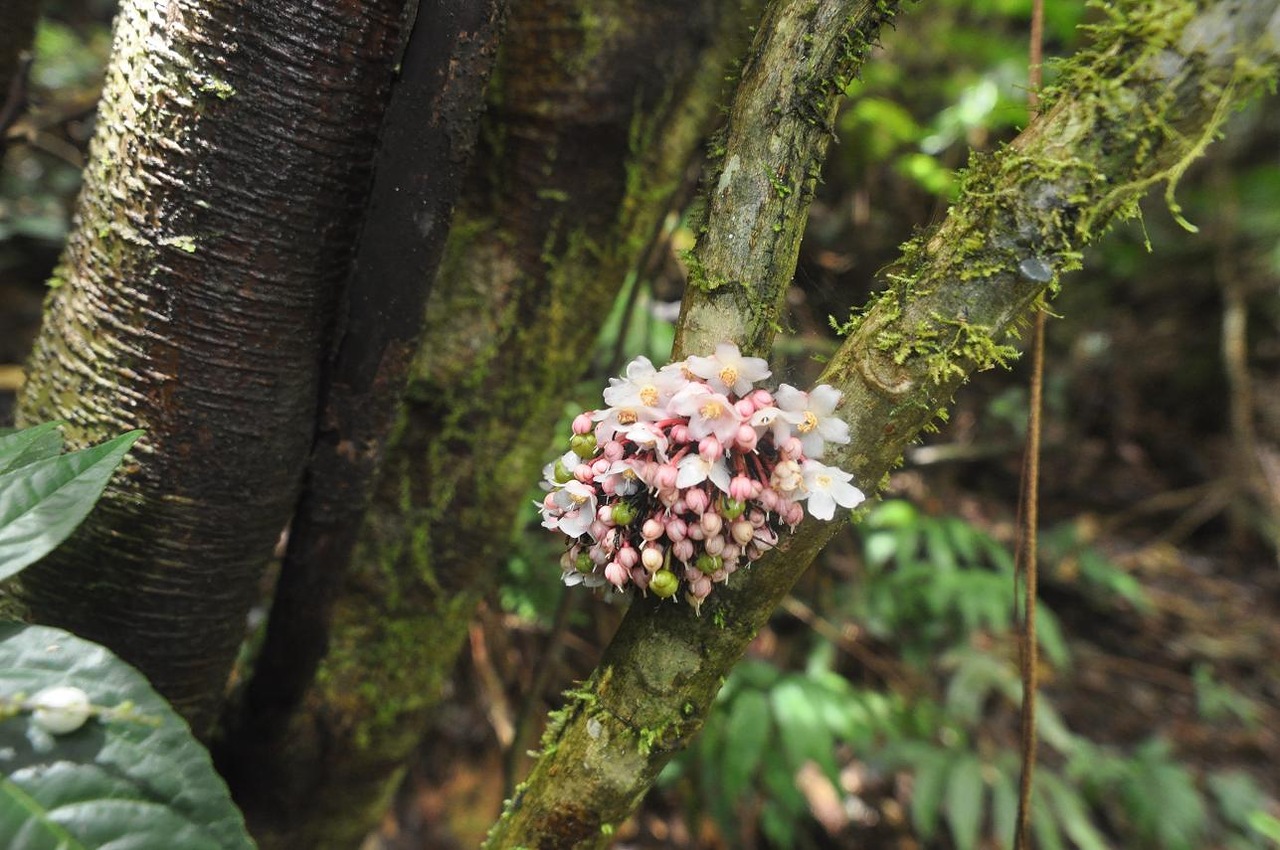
1041 770 1109 850
0 622 255 849
0 423 64 475
0 430 142 582
943 754 985 850
770 678 838 780
990 765 1019 848
909 748 950 840
722 689 772 800
1032 781 1067 850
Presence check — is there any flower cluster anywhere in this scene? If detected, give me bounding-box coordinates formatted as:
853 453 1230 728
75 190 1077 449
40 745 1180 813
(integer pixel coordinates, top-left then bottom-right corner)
539 344 866 611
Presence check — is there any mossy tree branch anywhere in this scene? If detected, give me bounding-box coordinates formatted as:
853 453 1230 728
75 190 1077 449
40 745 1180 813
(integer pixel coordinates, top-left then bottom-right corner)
675 0 902 357
485 1 1280 847
215 1 759 846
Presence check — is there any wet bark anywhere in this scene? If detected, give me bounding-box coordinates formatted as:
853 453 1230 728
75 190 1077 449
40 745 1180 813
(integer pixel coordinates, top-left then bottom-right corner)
217 1 757 847
15 0 404 735
483 0 1280 847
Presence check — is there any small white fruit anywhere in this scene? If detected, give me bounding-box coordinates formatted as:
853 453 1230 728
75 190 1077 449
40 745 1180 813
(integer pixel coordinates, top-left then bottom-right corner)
30 686 92 735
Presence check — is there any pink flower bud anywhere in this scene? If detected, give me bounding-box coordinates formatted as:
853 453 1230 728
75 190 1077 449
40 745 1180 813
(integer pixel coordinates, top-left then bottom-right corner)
605 561 629 588
600 477 616 495
642 518 664 540
784 502 805 526
690 577 712 599
655 464 678 490
705 534 725 556
642 546 664 572
686 523 705 541
674 539 695 562
596 505 613 523
574 464 594 483
731 520 755 545
685 488 710 515
782 437 804 458
572 412 594 435
630 566 651 590
721 544 740 564
666 516 688 542
602 440 624 460
591 458 612 476
617 546 639 568
759 489 780 511
749 509 767 527
698 436 722 461
750 389 774 408
670 423 690 444
542 492 559 512
712 568 728 582
734 425 758 452
734 398 755 418
729 475 754 502
700 511 723 536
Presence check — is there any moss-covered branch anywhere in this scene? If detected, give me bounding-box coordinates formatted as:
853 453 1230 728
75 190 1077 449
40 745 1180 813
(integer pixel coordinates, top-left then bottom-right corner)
485 1 1280 847
215 1 758 846
675 0 901 357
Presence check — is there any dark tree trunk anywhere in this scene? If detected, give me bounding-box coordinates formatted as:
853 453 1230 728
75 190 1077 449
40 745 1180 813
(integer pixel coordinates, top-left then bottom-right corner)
16 0 405 735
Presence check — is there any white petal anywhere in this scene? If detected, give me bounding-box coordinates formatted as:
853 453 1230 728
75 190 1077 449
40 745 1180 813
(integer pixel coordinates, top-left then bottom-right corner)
807 491 836 521
808 384 842 415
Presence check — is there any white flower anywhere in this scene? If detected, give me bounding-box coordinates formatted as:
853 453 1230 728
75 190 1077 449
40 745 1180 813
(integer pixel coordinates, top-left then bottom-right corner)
622 422 668 460
797 459 864 520
603 355 688 409
541 450 580 489
686 343 771 396
592 403 664 442
676 453 732 493
594 459 644 496
669 383 741 443
543 480 598 538
30 686 92 735
774 384 850 457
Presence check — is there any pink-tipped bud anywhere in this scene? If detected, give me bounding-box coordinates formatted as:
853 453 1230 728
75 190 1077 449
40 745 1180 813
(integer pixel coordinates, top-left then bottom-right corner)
641 546 664 572
759 489 780 511
712 568 729 582
600 477 616 495
670 423 690 444
605 561 629 588
602 440 624 460
574 464 594 483
784 502 805 526
734 398 755 418
673 539 695 562
685 488 710 515
690 577 713 599
542 492 559 512
748 509 767 527
729 475 754 502
642 518 664 540
698 436 722 461
596 505 613 524
700 511 723 536
666 516 688 542
655 464 678 490
782 437 804 458
630 566 651 591
572 412 594 435
686 523 705 541
705 534 726 556
591 458 612 476
731 520 755 545
721 544 740 564
734 425 758 452
749 389 774 408
588 520 609 540
617 546 639 569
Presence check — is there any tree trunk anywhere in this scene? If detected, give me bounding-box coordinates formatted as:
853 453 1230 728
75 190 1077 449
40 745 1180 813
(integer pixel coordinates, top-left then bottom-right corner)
483 0 1280 847
219 0 757 846
15 0 404 735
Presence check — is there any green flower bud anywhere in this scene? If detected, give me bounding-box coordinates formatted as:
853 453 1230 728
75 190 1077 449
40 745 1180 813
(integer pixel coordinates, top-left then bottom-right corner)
721 498 746 520
695 553 723 575
553 458 574 484
575 552 594 573
569 433 598 459
650 569 679 599
611 501 637 526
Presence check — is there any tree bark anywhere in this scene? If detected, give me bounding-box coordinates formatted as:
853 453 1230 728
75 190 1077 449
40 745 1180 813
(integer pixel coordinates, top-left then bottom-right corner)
15 0 404 735
217 1 758 846
483 1 1280 847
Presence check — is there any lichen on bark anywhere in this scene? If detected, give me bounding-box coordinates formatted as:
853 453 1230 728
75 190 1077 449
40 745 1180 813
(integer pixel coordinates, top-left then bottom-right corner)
484 1 1280 848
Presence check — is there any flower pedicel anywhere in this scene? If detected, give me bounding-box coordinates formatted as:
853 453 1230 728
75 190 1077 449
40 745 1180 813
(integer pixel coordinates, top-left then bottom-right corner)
539 344 865 612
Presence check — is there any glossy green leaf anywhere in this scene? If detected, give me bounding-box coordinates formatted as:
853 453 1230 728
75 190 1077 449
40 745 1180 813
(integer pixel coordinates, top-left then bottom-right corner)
0 423 64 475
0 622 255 849
722 689 772 800
0 430 142 581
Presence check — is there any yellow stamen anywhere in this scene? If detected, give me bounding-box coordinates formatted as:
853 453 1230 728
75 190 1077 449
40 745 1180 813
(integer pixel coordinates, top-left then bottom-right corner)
700 401 723 420
719 366 739 388
617 409 638 425
798 411 818 433
639 385 659 406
